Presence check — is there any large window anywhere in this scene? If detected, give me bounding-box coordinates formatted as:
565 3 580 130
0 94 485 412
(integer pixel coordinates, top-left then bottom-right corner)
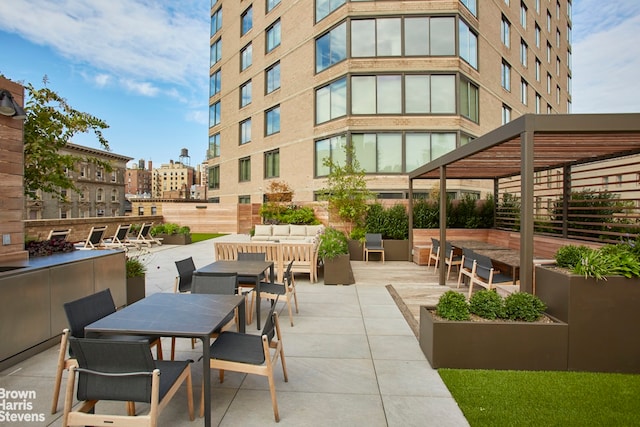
265 106 280 136
265 149 280 178
316 22 346 73
266 62 280 93
459 20 478 69
315 77 346 124
352 74 455 115
266 20 281 53
520 2 527 29
267 0 280 13
211 8 222 36
501 16 511 48
353 133 402 173
460 0 477 16
316 0 345 23
209 101 221 127
501 61 511 91
460 78 479 123
210 38 222 66
241 43 252 71
240 119 252 144
210 69 221 97
208 165 220 189
315 135 347 177
240 80 252 108
353 16 455 57
241 6 252 36
239 157 251 182
208 133 220 158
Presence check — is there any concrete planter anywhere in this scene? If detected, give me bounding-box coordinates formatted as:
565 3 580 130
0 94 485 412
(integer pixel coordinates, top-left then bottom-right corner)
383 239 411 261
126 275 146 306
156 233 191 245
535 266 640 373
348 240 364 261
322 254 355 285
419 306 568 370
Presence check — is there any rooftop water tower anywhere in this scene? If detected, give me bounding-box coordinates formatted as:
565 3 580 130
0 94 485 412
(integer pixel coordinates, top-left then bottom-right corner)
179 148 190 166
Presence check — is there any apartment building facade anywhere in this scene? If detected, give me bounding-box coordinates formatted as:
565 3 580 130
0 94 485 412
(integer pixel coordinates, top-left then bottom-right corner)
151 160 196 199
206 0 572 204
126 159 153 197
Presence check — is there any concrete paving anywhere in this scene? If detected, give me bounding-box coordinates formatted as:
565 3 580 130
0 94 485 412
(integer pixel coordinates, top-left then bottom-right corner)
0 235 469 426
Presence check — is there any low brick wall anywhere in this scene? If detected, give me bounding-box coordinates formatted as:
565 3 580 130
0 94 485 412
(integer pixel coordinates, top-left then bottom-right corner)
24 216 163 243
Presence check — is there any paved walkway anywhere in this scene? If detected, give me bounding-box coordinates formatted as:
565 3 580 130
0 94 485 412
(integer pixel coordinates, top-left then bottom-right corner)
0 236 469 426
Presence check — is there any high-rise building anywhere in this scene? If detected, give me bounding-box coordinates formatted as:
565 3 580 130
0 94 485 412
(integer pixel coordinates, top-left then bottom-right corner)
151 160 196 199
206 0 572 203
126 159 153 197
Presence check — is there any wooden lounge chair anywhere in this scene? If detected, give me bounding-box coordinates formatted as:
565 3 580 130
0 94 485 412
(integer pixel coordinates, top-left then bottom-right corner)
102 224 131 249
74 226 108 250
47 229 71 242
126 223 162 248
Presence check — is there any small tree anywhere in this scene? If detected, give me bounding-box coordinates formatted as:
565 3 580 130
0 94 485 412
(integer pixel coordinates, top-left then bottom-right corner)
319 144 373 237
260 180 294 223
23 78 112 199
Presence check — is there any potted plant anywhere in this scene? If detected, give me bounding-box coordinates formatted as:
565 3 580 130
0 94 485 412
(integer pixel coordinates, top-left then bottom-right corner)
420 290 568 370
150 223 192 245
125 253 147 305
318 227 355 285
535 238 640 373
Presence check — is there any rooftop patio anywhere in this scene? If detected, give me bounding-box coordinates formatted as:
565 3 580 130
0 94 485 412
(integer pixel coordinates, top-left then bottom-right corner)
0 236 467 427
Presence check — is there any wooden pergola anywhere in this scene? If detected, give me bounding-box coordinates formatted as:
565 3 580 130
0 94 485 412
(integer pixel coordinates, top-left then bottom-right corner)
408 113 640 293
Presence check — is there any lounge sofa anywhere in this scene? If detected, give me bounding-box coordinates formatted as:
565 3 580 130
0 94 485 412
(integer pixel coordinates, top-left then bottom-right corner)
251 224 324 243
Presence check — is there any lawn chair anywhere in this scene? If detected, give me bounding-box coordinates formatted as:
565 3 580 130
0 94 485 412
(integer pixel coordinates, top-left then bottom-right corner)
47 229 71 242
126 223 162 248
102 224 131 249
74 226 108 250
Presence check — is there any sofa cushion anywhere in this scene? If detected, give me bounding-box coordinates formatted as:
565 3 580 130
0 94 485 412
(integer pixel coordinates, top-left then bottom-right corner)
254 224 272 237
272 224 290 237
306 225 324 236
290 225 307 237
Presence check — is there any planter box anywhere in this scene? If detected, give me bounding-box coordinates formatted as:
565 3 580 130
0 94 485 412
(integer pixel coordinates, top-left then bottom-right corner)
383 239 411 261
413 245 432 265
419 306 568 371
126 275 146 306
156 233 191 245
535 266 640 373
322 254 355 285
348 240 363 261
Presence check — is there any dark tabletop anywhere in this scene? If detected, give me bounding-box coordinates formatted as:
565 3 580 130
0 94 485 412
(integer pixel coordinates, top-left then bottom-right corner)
195 260 273 277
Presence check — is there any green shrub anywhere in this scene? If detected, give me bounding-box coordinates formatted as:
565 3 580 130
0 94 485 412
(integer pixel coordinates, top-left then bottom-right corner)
555 245 592 269
436 290 470 321
150 223 190 236
503 292 546 322
365 203 409 240
469 290 505 320
317 227 349 260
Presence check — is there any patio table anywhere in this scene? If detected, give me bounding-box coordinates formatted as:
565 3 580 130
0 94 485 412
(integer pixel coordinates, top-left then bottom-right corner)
85 292 245 427
195 259 274 330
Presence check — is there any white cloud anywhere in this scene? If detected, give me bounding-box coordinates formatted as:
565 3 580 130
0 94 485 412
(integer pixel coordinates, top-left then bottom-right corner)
120 79 160 97
0 0 209 97
93 73 111 87
572 0 640 113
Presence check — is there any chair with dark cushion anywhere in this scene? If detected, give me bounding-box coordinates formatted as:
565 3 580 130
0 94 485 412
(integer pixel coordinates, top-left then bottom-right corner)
201 296 288 421
170 257 197 360
51 289 162 414
363 233 385 263
457 248 477 290
468 251 515 298
237 252 267 324
63 337 193 427
254 260 298 326
192 272 241 334
429 238 440 271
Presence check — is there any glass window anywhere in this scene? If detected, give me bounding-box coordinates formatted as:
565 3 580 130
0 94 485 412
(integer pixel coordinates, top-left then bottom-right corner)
241 6 253 36
547 10 552 32
208 165 220 189
266 20 281 53
460 0 477 16
535 93 541 113
239 157 251 182
520 2 527 29
316 0 345 23
210 69 221 97
535 24 541 48
405 75 430 113
460 78 479 122
351 76 375 114
501 16 511 48
351 20 376 57
377 75 402 113
265 106 280 136
430 75 456 113
431 133 456 160
547 42 551 62
211 8 222 36
501 61 511 91
208 133 220 158
315 134 347 176
266 62 280 94
430 17 455 55
240 80 252 107
404 17 429 56
521 79 528 105
352 75 401 114
459 20 478 69
405 133 431 172
520 39 528 67
210 38 222 66
240 119 251 144
267 0 280 13
376 18 401 56
502 104 511 124
316 77 347 124
265 149 280 178
209 101 221 127
376 133 402 173
241 43 252 71
316 22 346 73
535 58 541 81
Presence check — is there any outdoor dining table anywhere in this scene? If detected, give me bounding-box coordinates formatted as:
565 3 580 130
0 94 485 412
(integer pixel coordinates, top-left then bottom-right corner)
451 240 514 251
195 259 275 330
85 292 245 427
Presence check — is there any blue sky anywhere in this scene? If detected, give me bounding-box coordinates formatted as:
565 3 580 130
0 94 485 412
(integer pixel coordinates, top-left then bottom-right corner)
1 0 639 167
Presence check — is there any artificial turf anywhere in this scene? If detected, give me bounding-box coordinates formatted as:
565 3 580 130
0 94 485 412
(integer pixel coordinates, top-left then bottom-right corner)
190 233 226 243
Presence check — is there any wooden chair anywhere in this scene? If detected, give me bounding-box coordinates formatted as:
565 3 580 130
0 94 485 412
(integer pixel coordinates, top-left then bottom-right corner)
102 224 131 249
457 248 477 290
192 272 242 336
62 337 193 427
429 238 440 270
467 251 515 299
237 252 267 324
170 257 197 360
127 223 161 248
75 226 108 250
443 242 463 280
51 289 163 414
201 298 288 421
363 233 385 263
47 228 71 241
253 260 299 326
